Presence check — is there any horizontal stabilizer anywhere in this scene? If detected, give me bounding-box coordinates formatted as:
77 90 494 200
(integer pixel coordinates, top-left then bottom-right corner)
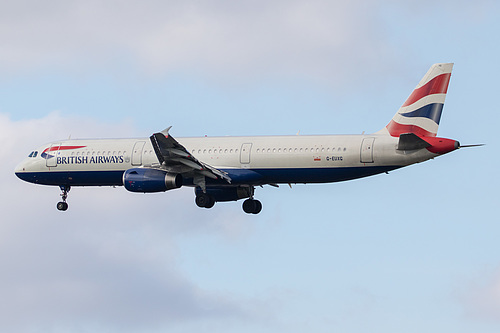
397 133 431 151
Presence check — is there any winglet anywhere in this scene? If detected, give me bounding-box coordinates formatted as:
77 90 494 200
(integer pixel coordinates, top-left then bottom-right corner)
161 126 172 137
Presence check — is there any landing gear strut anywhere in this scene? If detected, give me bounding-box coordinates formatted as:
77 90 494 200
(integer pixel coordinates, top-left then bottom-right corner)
56 185 70 211
242 198 262 214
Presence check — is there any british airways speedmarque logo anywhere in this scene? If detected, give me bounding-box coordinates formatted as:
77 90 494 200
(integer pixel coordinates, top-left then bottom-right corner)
41 145 87 159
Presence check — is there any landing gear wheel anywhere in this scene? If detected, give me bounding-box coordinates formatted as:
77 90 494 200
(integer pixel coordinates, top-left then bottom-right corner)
195 193 215 208
57 201 68 211
242 199 262 214
57 185 71 211
253 200 262 214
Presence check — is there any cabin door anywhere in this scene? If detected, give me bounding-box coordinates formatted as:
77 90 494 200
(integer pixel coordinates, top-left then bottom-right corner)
45 143 61 167
360 138 375 163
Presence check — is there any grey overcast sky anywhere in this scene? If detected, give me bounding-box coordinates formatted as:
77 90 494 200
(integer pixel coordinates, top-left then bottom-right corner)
2 1 499 332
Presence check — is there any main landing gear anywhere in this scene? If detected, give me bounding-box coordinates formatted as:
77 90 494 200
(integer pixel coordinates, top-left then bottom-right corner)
194 188 263 214
242 198 262 214
56 185 70 211
195 193 215 209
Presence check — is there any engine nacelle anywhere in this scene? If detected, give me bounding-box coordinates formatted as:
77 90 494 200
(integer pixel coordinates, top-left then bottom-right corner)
123 168 182 193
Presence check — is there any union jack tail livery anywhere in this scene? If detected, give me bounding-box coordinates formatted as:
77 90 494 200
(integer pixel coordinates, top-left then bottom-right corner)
378 63 453 137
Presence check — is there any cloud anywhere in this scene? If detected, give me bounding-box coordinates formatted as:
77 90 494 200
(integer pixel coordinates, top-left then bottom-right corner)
1 112 262 332
458 267 500 322
0 0 395 82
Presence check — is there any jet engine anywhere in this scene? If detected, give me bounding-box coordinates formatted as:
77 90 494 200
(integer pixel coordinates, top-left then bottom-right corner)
123 168 182 193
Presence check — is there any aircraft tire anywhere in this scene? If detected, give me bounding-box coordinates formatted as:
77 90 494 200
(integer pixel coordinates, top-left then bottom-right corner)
195 193 215 208
253 200 262 214
243 199 262 214
57 202 68 211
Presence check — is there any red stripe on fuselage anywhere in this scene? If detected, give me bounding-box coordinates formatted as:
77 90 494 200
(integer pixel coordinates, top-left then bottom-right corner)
43 145 87 153
402 73 451 107
386 120 436 137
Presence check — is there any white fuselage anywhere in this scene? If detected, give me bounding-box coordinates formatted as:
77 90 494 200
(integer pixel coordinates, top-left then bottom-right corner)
15 134 437 187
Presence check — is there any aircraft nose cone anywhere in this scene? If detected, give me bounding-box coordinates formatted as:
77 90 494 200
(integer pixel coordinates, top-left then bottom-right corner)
14 162 26 175
14 161 33 183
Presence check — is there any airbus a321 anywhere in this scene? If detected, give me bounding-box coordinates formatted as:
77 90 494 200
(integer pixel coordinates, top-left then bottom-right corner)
16 63 476 214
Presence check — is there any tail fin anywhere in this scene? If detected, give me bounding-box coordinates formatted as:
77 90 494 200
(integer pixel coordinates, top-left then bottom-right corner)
377 63 453 137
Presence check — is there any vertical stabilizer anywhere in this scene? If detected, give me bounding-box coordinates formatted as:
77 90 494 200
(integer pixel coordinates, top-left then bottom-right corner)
377 63 453 137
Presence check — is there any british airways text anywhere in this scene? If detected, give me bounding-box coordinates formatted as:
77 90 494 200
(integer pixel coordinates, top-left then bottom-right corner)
56 155 124 165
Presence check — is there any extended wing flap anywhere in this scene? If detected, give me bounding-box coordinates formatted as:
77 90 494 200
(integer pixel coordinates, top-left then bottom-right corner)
150 129 231 183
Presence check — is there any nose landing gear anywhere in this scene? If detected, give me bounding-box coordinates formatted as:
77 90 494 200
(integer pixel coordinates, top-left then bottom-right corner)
56 185 70 211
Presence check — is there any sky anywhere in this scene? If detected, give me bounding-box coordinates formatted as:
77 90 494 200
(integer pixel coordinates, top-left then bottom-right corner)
1 0 499 332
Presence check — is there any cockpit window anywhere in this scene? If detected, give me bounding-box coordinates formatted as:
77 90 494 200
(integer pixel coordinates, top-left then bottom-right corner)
33 151 38 157
28 151 34 157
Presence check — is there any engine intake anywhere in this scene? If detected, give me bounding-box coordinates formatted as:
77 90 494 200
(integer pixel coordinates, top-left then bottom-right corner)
123 168 182 193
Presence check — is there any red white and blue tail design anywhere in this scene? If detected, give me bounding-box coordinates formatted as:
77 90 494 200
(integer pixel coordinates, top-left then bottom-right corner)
378 63 453 137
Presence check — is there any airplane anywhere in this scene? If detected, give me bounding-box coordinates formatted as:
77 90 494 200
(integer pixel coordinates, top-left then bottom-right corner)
15 63 477 214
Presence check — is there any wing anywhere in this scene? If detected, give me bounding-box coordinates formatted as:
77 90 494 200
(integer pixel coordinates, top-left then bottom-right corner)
150 127 232 188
